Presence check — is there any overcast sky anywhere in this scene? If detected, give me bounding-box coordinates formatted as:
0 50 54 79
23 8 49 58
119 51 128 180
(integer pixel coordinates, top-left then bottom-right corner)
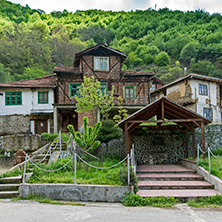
8 0 222 14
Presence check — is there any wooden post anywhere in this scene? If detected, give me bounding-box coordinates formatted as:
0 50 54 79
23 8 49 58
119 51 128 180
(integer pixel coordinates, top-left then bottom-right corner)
192 127 196 160
201 121 206 159
125 122 131 154
185 129 188 158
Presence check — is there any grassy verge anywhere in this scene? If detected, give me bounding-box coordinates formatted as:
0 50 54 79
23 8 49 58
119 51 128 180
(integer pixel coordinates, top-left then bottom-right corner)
121 193 178 207
13 194 85 206
0 168 23 179
188 195 222 208
27 158 128 186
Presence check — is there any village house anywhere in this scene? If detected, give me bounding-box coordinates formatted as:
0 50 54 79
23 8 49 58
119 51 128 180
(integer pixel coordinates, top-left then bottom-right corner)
0 75 56 135
0 44 163 135
150 73 222 123
53 43 163 133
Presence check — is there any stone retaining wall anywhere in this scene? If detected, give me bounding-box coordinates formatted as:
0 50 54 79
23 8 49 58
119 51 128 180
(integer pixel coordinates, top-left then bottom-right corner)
0 134 47 152
19 184 133 202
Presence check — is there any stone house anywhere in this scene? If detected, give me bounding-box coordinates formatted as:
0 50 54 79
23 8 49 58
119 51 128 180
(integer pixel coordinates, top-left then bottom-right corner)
0 75 56 135
150 73 222 123
53 43 163 132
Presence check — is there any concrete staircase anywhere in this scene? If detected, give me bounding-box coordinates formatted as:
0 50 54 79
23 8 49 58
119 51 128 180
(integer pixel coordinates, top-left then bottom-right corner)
0 175 22 198
136 165 221 199
51 142 67 151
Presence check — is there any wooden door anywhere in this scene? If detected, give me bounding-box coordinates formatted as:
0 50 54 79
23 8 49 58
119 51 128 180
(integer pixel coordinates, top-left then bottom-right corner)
35 120 47 135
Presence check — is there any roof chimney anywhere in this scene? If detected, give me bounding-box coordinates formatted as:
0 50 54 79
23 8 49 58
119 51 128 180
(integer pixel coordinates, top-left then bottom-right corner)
184 67 187 76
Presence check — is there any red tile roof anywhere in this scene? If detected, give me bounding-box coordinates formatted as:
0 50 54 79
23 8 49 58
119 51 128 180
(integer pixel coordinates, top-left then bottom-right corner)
54 64 81 74
0 75 56 88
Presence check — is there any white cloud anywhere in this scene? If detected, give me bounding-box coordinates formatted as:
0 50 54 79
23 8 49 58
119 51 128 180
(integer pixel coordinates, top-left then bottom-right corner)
8 0 222 14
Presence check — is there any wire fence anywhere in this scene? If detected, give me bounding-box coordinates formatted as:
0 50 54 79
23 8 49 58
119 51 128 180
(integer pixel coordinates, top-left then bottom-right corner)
197 143 222 174
22 137 135 186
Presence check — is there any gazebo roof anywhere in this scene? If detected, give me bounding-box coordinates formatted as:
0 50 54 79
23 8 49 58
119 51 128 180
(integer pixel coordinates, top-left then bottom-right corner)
119 97 211 132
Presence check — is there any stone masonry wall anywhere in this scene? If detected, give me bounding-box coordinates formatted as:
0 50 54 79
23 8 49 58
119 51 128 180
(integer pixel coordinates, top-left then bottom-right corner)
0 134 47 152
0 115 31 136
132 131 186 165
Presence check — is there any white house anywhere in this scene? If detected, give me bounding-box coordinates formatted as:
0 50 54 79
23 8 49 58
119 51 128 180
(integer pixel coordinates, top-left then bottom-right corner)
0 75 56 135
150 73 222 123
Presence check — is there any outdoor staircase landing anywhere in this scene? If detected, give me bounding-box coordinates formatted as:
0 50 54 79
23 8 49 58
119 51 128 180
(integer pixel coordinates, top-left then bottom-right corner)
136 164 221 199
0 175 22 199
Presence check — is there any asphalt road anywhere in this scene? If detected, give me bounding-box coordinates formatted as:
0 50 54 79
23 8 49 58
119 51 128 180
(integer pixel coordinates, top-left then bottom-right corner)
0 200 222 222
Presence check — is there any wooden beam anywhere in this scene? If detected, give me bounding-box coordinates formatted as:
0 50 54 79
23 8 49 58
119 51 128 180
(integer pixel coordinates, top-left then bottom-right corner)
127 119 203 124
185 129 188 158
127 122 135 131
192 127 196 160
201 121 206 159
161 100 164 120
124 122 131 154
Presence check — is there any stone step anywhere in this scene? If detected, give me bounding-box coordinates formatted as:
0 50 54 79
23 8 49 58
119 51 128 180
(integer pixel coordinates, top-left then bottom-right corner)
138 180 213 190
137 165 195 174
0 176 22 184
0 184 20 191
0 191 19 199
137 189 221 198
137 173 204 181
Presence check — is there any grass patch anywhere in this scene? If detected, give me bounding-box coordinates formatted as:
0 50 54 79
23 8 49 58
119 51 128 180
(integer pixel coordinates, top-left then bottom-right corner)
121 193 178 207
0 168 23 179
188 195 222 207
13 194 84 206
27 158 129 186
199 152 222 180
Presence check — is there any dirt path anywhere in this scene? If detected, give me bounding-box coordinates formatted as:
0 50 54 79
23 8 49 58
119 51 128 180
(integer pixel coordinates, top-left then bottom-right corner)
0 167 10 175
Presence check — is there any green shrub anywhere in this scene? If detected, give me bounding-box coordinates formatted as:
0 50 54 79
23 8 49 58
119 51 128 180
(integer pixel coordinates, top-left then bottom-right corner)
119 167 138 193
41 133 58 142
212 147 222 156
121 193 177 207
188 195 222 207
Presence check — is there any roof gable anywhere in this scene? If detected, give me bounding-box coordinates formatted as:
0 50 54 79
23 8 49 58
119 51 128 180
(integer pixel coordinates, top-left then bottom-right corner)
73 44 127 67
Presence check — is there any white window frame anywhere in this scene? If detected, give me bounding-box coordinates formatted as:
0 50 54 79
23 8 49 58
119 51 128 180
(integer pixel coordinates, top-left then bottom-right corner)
94 56 109 71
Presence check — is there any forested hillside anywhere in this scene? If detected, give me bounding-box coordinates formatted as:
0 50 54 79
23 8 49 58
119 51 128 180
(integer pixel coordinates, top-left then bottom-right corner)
1 0 222 83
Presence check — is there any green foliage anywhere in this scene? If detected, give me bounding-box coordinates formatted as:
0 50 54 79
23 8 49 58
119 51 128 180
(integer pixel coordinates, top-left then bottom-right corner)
75 76 114 122
180 42 200 64
154 51 171 66
97 119 122 144
0 63 11 83
121 193 178 207
41 133 58 142
67 117 102 153
0 168 22 179
27 158 125 185
119 167 138 193
188 195 222 207
113 97 130 123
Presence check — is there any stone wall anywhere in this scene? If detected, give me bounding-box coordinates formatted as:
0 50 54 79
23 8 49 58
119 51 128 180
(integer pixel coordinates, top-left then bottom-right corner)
0 134 47 152
19 184 133 202
132 131 186 165
188 124 222 156
0 115 31 136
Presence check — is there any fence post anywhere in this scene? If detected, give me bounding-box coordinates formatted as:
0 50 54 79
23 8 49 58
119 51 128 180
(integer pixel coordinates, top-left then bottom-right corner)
208 147 211 174
74 152 77 185
127 153 130 186
59 131 62 153
197 144 199 165
22 154 28 184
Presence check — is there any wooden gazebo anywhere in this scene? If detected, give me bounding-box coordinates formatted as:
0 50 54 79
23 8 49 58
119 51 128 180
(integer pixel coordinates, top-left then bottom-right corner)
119 97 211 160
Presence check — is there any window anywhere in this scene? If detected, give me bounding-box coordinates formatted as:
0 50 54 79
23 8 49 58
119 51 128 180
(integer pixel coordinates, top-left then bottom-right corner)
100 82 108 96
203 108 213 121
125 86 135 99
94 56 109 71
199 84 207 95
38 92 48 104
70 84 81 97
5 92 22 105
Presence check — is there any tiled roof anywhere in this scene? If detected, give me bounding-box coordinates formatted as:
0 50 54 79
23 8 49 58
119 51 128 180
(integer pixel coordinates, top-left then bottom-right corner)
0 75 56 88
54 64 81 74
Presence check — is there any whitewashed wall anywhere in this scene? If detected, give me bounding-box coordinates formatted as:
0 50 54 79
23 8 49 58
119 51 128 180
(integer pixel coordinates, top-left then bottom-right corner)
190 80 221 123
0 88 54 115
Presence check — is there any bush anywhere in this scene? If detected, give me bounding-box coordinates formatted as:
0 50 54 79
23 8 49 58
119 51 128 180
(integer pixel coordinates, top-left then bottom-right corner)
41 133 58 142
188 195 222 207
119 167 138 193
121 193 177 207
